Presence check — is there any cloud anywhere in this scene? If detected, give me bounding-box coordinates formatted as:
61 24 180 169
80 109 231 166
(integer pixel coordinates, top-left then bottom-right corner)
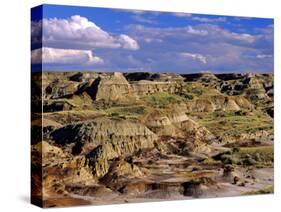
131 14 156 24
31 20 42 45
31 47 104 65
186 26 209 36
144 38 163 43
31 48 42 64
179 52 207 64
127 9 161 16
128 9 146 15
33 13 273 73
256 54 272 59
224 32 255 43
118 34 139 50
126 24 257 47
129 9 165 25
192 16 227 23
118 23 273 72
172 12 192 17
32 15 139 51
234 17 253 21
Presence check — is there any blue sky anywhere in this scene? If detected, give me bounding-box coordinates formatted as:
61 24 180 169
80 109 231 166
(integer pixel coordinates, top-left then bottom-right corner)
31 4 274 73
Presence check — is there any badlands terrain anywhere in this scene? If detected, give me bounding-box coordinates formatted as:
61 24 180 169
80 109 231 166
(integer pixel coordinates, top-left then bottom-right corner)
31 71 274 207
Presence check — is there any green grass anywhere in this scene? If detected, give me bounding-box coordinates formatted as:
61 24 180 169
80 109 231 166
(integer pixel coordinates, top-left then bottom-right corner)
142 92 184 108
105 105 151 119
192 110 273 137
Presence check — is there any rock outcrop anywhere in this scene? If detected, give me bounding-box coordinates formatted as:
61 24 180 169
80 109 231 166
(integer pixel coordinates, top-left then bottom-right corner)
95 72 134 102
31 71 274 206
100 160 149 191
50 116 157 177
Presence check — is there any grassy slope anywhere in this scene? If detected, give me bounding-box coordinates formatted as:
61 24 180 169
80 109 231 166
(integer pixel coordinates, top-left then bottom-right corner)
191 110 273 137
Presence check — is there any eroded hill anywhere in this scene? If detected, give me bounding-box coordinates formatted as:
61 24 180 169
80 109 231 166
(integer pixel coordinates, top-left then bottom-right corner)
31 71 274 207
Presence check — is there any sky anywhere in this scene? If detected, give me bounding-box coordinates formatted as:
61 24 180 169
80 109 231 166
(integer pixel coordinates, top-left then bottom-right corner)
31 4 274 73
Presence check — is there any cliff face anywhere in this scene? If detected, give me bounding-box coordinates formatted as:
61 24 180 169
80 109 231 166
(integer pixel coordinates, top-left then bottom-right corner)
95 72 134 102
144 110 213 143
49 117 156 177
91 72 185 102
184 95 253 112
32 71 274 207
131 80 184 96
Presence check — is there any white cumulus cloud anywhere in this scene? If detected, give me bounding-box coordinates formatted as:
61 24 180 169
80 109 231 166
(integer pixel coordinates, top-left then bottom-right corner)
31 47 104 65
118 34 140 50
32 15 139 51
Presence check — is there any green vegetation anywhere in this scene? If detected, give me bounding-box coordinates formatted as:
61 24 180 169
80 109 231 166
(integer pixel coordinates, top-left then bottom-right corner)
105 105 150 119
193 110 273 137
181 82 220 98
44 95 91 109
213 145 273 167
142 92 184 108
245 185 274 195
68 95 92 107
238 146 274 166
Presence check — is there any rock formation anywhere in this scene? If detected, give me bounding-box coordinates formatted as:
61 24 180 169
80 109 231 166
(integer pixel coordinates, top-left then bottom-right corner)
31 71 274 207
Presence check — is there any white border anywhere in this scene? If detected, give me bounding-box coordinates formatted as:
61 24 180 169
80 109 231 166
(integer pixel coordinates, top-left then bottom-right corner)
0 0 280 211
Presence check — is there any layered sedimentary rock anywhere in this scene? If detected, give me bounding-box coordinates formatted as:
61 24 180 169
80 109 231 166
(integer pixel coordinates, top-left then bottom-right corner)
50 116 157 177
144 110 213 142
95 72 134 102
185 95 253 112
131 80 183 96
31 71 274 207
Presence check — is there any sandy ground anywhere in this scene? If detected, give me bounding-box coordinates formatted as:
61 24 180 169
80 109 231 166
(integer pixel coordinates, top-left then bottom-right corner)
43 167 273 207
